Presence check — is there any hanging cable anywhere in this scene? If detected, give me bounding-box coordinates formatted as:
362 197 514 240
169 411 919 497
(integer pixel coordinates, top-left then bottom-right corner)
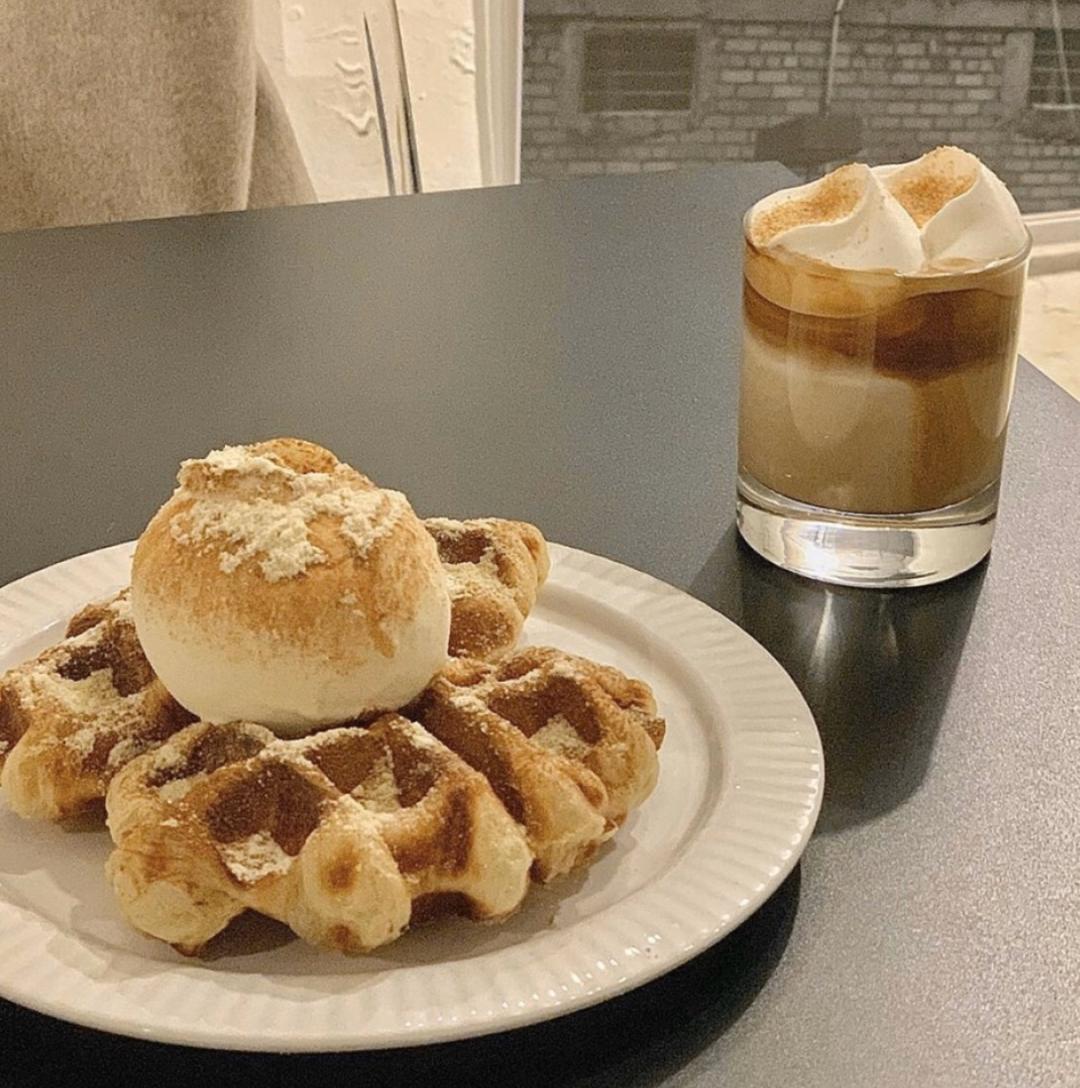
1050 0 1075 109
822 0 847 112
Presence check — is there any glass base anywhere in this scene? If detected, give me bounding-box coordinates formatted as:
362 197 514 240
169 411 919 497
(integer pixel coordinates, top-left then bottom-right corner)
736 473 997 588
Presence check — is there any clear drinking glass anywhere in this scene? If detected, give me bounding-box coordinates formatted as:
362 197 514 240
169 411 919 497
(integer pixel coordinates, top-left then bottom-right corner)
736 216 1030 588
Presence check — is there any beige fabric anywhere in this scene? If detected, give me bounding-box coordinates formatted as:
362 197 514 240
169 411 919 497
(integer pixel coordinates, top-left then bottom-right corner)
0 1 315 233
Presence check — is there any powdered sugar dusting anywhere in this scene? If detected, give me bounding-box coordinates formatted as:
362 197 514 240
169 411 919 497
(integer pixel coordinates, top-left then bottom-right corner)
263 737 314 765
218 830 294 885
13 596 163 766
150 742 184 775
106 593 134 623
159 778 195 803
291 730 342 754
424 516 499 537
532 715 591 759
448 691 491 716
351 749 401 813
169 446 410 582
172 496 326 581
498 667 545 692
65 726 99 758
45 667 135 715
444 555 499 599
25 593 130 712
341 492 407 555
394 719 444 754
426 521 501 593
549 660 586 682
108 736 146 769
190 445 289 480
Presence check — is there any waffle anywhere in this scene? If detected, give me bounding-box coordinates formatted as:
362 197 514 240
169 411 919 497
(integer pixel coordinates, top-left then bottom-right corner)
410 646 665 881
0 591 195 820
424 517 550 661
106 716 533 955
0 517 548 822
105 645 664 953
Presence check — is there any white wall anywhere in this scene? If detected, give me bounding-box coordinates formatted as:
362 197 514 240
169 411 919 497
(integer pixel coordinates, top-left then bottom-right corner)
255 0 520 201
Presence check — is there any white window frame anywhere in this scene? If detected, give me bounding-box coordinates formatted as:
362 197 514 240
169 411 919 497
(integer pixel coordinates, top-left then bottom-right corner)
1026 209 1080 273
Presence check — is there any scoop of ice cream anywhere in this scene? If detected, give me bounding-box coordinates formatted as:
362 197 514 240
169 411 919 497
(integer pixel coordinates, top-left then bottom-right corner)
747 163 924 273
876 146 1027 267
131 438 451 734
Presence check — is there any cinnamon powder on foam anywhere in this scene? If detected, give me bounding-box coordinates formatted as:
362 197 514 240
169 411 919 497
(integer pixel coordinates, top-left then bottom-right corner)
751 148 979 243
750 164 865 246
885 150 976 227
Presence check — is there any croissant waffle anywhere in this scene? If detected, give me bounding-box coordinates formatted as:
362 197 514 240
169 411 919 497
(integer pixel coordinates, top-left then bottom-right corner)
410 647 665 881
425 517 550 661
0 591 195 820
105 716 533 954
0 517 550 823
106 645 663 954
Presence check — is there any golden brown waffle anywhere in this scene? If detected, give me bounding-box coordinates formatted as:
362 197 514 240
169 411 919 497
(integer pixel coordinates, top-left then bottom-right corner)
105 645 664 954
424 517 550 661
0 591 195 820
106 716 533 955
410 646 665 881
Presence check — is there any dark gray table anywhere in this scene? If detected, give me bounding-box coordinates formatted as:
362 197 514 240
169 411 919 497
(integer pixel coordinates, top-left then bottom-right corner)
3 165 1078 1087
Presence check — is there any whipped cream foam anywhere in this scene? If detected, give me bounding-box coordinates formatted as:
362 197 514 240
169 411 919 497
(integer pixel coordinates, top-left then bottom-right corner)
749 147 1027 272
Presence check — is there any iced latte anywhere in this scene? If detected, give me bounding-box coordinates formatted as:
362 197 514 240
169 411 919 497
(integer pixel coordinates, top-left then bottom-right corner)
737 147 1030 587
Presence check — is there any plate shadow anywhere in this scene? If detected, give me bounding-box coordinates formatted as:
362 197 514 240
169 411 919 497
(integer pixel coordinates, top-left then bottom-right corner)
0 866 802 1086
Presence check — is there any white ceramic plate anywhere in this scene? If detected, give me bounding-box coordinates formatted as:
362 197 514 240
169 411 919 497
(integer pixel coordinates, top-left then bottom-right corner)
0 541 822 1051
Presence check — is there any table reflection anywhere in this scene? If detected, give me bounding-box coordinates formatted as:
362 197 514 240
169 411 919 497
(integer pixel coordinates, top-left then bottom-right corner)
693 526 986 832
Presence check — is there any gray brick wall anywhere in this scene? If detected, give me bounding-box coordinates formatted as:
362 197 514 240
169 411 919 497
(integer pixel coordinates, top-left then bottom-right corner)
522 16 1080 213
